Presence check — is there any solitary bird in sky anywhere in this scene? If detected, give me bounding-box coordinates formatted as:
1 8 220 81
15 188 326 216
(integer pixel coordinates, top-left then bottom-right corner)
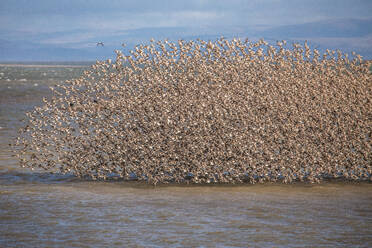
96 42 104 47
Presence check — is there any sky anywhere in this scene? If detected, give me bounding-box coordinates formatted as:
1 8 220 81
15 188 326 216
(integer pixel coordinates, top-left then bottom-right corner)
0 0 371 61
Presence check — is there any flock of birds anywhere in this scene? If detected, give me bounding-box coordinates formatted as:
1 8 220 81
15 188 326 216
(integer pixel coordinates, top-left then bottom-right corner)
15 37 371 185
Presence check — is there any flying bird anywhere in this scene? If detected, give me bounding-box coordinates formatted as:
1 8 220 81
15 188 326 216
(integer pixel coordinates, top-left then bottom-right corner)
96 42 104 47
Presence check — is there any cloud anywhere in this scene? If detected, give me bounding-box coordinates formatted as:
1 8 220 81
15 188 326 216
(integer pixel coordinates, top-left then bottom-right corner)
80 10 225 30
2 0 372 37
1 0 372 59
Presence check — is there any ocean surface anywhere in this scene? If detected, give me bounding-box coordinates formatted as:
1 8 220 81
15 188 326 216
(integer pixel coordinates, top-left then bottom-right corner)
0 64 371 248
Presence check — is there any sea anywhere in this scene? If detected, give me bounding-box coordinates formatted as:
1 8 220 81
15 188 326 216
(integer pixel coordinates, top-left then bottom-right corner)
0 63 371 247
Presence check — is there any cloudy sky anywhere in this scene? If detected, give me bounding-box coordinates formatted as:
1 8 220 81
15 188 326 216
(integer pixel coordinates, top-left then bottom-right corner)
1 0 371 60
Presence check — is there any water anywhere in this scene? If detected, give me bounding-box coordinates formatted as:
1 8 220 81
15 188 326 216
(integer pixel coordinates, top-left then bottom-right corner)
1 64 372 247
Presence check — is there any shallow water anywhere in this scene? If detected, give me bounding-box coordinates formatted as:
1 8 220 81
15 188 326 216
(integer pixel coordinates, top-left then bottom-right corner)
1 65 372 247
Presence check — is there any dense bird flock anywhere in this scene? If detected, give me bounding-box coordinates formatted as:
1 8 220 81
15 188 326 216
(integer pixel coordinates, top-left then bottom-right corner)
15 38 371 184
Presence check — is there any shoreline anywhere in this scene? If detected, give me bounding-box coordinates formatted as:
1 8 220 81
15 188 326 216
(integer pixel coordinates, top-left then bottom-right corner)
0 63 90 68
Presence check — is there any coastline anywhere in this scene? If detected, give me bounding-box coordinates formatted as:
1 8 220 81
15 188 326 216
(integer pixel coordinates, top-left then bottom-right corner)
0 63 90 68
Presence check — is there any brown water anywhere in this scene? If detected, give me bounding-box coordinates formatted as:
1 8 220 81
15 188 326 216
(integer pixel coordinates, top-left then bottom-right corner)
1 65 372 248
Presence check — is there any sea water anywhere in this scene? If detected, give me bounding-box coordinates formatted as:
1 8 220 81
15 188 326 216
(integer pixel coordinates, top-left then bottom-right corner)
1 64 371 247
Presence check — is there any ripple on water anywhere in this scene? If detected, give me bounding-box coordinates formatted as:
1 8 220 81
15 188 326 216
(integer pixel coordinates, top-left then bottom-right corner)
1 174 372 247
1 65 371 247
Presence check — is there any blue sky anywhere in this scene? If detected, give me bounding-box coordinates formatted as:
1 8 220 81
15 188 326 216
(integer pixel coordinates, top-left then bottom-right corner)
1 0 371 60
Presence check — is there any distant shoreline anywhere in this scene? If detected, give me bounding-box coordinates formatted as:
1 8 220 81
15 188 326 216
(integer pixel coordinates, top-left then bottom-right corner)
0 63 91 68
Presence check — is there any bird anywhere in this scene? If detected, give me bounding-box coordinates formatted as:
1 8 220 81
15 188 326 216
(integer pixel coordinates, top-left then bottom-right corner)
15 37 372 185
